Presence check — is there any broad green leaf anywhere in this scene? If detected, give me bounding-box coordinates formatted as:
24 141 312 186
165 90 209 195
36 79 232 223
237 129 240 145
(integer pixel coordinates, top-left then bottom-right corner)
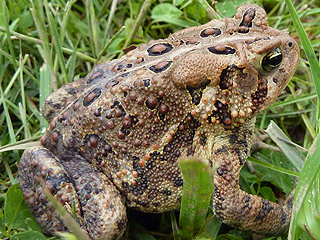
183 1 207 22
260 187 277 203
174 0 188 6
25 218 42 232
151 3 193 27
216 0 248 17
4 184 33 230
10 231 46 240
250 150 296 195
179 157 214 239
19 9 34 29
151 3 182 20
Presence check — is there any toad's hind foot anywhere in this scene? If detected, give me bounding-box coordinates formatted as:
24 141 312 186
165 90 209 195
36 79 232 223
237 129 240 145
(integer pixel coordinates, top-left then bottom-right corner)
19 146 127 240
214 188 294 237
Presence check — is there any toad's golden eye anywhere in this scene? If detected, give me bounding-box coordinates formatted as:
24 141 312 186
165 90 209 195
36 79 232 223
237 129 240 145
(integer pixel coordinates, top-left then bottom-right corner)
261 47 283 72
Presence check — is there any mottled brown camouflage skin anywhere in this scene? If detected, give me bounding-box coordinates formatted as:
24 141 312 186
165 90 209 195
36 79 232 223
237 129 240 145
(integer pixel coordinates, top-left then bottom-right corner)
19 5 299 240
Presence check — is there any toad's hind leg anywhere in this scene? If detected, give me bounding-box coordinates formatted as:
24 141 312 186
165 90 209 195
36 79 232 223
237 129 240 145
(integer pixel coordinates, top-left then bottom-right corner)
212 118 294 236
19 146 127 240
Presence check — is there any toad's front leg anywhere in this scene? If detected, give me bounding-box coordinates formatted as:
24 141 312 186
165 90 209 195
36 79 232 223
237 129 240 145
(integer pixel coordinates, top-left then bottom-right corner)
19 146 127 240
212 118 294 236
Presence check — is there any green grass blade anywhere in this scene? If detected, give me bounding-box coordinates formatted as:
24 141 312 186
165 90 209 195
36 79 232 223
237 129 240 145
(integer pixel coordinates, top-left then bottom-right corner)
0 85 15 184
39 64 51 129
248 156 299 177
59 0 75 44
86 0 100 58
3 56 23 96
287 85 316 139
41 180 91 240
0 26 96 63
45 0 69 85
67 49 78 83
0 141 40 153
98 26 126 61
199 216 221 239
270 92 317 109
19 54 30 139
171 211 181 240
30 0 57 90
285 0 320 132
266 121 305 172
2 1 16 69
198 0 221 19
121 0 154 56
289 132 320 239
179 157 214 239
103 0 118 44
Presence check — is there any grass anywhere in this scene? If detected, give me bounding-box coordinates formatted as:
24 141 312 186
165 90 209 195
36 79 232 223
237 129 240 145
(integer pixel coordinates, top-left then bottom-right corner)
0 0 319 239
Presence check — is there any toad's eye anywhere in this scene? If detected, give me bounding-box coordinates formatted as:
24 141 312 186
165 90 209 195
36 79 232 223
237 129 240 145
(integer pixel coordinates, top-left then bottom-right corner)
261 47 283 72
